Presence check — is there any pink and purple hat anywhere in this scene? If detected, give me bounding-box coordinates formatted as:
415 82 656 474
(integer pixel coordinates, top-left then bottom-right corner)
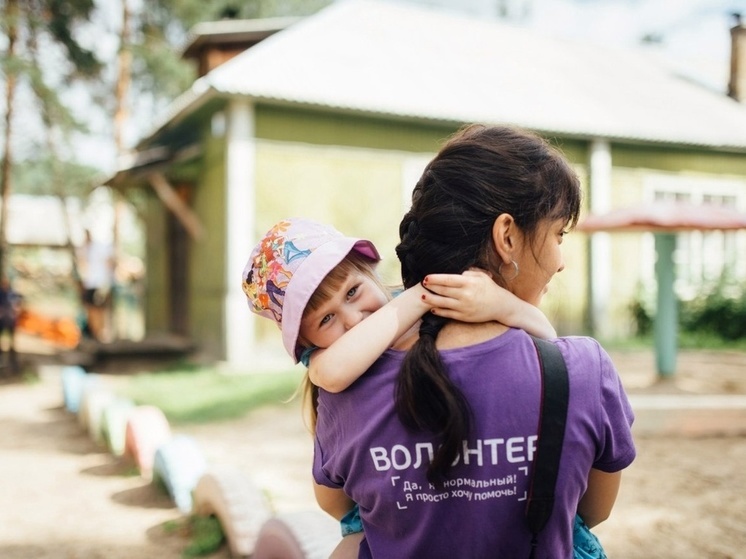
242 217 380 362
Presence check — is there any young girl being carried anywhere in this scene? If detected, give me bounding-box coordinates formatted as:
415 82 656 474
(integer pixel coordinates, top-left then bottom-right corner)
243 217 604 558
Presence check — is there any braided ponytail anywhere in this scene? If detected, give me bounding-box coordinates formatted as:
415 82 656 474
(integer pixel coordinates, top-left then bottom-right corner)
395 202 473 486
395 312 472 486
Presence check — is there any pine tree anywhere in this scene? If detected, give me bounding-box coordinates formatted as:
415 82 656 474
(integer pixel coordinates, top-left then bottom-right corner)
0 0 102 279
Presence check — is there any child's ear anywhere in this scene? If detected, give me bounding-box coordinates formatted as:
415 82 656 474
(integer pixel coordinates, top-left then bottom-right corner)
491 213 518 264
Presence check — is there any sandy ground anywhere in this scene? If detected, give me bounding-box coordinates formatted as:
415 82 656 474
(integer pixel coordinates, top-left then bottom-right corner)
1 344 745 559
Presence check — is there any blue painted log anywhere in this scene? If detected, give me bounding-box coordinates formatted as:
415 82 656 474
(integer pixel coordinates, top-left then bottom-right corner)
152 434 208 513
61 367 96 413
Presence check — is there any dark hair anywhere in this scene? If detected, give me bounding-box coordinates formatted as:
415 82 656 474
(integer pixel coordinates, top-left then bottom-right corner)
394 124 581 485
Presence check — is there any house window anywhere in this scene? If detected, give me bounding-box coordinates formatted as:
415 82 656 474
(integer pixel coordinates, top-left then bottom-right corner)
644 177 746 299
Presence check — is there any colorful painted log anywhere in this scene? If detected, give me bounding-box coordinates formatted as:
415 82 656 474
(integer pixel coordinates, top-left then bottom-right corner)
123 405 172 480
252 511 341 559
61 366 94 413
192 468 273 557
152 434 207 513
101 397 136 457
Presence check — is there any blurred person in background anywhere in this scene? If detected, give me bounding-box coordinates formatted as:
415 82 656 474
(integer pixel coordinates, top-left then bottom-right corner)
78 229 114 342
0 276 23 373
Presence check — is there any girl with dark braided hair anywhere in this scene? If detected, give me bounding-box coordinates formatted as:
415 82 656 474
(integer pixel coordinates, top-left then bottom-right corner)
312 124 635 558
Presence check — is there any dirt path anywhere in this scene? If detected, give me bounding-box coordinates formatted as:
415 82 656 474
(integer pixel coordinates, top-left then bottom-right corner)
1 348 746 558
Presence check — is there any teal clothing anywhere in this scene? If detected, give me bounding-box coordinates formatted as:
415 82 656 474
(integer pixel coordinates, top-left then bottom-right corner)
341 504 363 537
299 346 317 367
573 515 607 559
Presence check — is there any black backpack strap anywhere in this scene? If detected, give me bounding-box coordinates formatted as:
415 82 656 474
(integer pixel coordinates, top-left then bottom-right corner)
526 336 570 559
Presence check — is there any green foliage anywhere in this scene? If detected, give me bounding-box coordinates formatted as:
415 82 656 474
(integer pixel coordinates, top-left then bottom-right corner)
162 515 227 558
11 156 100 196
129 39 195 105
680 286 746 341
43 0 102 78
182 515 226 558
128 0 335 106
1 0 103 195
121 366 303 424
148 0 334 28
628 298 652 337
629 283 746 343
9 0 102 81
152 471 169 495
677 329 746 351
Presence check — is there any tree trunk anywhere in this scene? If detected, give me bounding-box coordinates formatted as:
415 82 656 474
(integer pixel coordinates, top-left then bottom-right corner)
109 0 133 340
0 0 19 281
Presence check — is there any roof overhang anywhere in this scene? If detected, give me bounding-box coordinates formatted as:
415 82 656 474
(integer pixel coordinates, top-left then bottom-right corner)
182 17 302 59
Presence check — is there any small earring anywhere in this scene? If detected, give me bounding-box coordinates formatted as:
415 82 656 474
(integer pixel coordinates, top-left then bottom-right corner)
498 260 519 281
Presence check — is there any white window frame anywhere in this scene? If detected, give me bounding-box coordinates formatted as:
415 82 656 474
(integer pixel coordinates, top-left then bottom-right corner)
642 174 746 300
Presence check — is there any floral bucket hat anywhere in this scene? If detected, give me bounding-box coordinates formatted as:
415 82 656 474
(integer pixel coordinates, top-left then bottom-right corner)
242 217 380 362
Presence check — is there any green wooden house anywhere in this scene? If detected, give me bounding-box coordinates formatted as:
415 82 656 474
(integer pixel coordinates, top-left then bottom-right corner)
107 0 746 367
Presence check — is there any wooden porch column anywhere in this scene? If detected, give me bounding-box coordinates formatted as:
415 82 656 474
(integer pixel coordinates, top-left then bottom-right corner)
224 99 256 366
588 138 612 338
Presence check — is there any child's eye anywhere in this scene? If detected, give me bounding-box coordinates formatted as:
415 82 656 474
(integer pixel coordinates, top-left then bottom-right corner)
346 285 359 299
320 314 333 326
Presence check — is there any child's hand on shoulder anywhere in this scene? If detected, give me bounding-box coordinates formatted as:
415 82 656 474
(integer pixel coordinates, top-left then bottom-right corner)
422 269 556 338
421 268 508 323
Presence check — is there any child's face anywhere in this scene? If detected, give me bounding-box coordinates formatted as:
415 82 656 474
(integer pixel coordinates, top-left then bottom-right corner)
299 271 389 349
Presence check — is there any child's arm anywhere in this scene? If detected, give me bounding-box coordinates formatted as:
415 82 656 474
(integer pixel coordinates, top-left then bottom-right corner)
422 269 557 339
329 532 364 559
310 270 555 393
313 482 356 521
307 283 432 393
577 469 622 528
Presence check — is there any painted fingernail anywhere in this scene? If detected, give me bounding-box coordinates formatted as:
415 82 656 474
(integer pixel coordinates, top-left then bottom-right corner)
421 294 426 300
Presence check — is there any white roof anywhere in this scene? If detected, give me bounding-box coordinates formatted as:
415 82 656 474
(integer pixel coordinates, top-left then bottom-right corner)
157 0 746 150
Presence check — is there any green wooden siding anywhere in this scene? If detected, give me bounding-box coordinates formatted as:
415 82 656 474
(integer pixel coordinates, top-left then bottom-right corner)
612 144 746 175
257 105 464 152
255 104 594 166
144 188 169 333
189 130 228 358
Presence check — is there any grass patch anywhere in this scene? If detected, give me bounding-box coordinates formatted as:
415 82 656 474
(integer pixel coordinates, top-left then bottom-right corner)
182 515 225 558
162 516 226 558
120 367 303 425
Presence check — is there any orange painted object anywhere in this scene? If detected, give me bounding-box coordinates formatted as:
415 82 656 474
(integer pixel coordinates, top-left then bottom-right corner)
16 309 81 348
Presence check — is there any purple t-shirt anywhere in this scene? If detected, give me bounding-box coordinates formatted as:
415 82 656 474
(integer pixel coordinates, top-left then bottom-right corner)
313 328 635 559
